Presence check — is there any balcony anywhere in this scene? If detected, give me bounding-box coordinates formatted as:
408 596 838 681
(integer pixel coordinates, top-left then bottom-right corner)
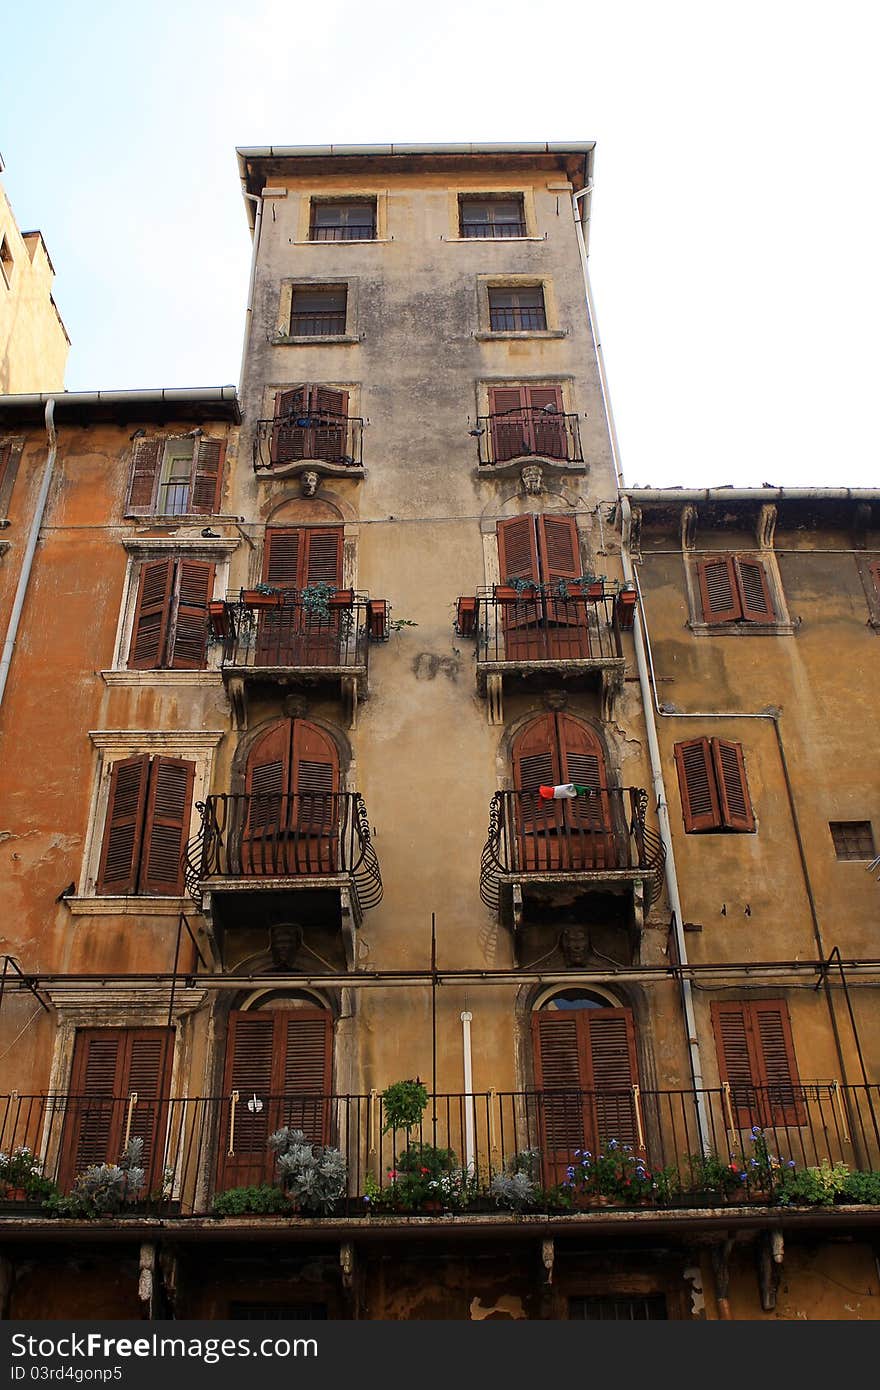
213 591 387 723
459 586 625 715
480 787 665 940
184 792 382 963
3 1083 878 1224
252 411 364 477
474 406 583 471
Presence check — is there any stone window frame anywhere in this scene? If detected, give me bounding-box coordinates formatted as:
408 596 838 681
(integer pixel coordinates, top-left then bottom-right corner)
291 190 390 245
444 187 542 242
275 277 361 345
102 536 238 686
474 273 566 342
684 549 796 636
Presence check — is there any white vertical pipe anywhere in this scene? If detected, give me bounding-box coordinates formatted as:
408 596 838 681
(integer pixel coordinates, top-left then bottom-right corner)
461 1011 475 1174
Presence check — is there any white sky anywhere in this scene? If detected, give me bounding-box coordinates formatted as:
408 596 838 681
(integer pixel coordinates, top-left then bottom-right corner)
3 0 878 487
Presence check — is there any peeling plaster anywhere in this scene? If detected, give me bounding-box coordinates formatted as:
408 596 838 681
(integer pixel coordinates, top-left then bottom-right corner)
470 1295 527 1320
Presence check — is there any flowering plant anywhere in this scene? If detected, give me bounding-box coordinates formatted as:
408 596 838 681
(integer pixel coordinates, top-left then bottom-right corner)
364 1143 473 1212
741 1126 794 1192
566 1140 653 1202
0 1147 57 1201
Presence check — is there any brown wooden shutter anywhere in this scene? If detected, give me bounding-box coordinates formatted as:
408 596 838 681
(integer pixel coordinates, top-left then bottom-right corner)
97 756 151 893
712 1000 803 1128
586 1009 639 1149
263 529 302 588
312 388 348 463
537 514 581 587
674 738 722 832
122 1030 174 1178
527 385 566 458
558 715 611 865
126 438 163 515
736 558 775 622
712 738 755 831
532 1012 588 1180
272 388 308 464
712 1002 758 1127
246 721 292 798
219 1013 277 1187
292 720 339 871
169 560 214 669
512 713 560 863
244 720 293 865
0 438 23 515
497 515 540 585
280 1011 333 1144
489 386 527 462
128 559 175 669
751 1000 804 1125
697 557 741 623
0 440 11 495
190 439 224 514
139 757 195 895
302 528 344 586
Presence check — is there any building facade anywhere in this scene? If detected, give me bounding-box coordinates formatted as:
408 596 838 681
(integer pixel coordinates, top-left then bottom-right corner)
0 145 878 1321
0 158 69 394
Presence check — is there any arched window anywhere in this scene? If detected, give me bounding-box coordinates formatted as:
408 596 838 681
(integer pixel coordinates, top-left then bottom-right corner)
218 994 333 1190
242 718 340 875
511 713 615 870
532 989 640 1184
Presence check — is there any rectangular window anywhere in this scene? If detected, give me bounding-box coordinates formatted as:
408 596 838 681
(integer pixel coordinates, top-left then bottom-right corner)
290 287 347 336
125 436 224 517
97 754 195 896
488 285 547 332
488 384 567 462
711 999 805 1127
674 737 755 833
696 555 776 623
568 1296 668 1320
829 821 875 860
271 386 350 465
128 557 215 671
309 200 376 241
460 196 526 238
0 437 23 514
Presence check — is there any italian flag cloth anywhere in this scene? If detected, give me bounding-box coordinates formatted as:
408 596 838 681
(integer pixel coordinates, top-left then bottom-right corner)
538 783 592 800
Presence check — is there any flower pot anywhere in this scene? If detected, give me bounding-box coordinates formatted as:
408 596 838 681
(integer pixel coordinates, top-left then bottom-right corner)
241 589 284 609
208 601 229 636
615 588 637 628
329 589 355 608
495 584 538 602
367 598 388 639
456 595 477 636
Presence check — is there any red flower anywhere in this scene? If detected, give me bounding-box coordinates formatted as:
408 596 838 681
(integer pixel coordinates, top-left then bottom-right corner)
420 1167 429 1175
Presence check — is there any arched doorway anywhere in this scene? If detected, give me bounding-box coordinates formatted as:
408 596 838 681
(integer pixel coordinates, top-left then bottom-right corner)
242 718 340 874
511 713 615 870
532 989 640 1184
256 525 345 666
217 993 333 1190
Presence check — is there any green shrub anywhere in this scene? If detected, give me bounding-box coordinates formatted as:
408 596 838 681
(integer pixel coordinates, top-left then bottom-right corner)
838 1170 880 1205
776 1159 850 1206
212 1184 291 1216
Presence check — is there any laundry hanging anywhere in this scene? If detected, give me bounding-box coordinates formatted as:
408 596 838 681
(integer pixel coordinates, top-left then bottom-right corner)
538 783 593 800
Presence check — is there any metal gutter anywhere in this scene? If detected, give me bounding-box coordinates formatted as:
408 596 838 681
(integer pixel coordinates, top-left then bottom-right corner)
621 487 880 504
0 386 242 425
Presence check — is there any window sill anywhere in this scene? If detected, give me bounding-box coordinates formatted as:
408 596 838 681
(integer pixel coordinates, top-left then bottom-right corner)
289 238 392 246
474 330 566 341
273 334 361 346
123 514 240 529
63 895 190 916
688 621 798 637
444 235 546 243
101 669 223 686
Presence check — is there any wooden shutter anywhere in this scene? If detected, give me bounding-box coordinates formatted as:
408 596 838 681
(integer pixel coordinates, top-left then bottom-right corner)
243 721 292 869
712 1000 803 1128
169 560 214 669
674 738 722 832
558 715 611 866
126 438 163 514
311 388 348 463
697 557 741 623
712 738 755 831
292 720 339 872
537 514 581 588
735 558 775 622
97 756 151 893
512 713 560 868
489 386 528 462
0 438 22 515
190 439 224 514
527 385 566 458
62 1028 172 1190
263 529 302 588
586 1009 639 1149
497 515 540 585
139 757 195 895
280 1011 333 1144
532 1012 588 1183
272 388 308 464
128 559 175 669
0 440 11 496
219 1013 277 1187
302 528 344 586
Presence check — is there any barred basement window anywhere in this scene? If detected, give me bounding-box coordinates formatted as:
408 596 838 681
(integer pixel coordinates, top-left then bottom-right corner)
674 737 755 833
568 1295 667 1320
829 821 875 860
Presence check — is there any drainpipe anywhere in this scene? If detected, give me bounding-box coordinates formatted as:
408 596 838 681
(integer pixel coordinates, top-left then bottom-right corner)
571 188 710 1148
0 398 57 712
239 192 264 397
461 1011 475 1174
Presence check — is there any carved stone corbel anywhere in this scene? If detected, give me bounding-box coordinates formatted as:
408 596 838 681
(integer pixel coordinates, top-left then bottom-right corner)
520 463 545 496
486 673 504 725
680 505 698 551
758 1229 784 1312
755 504 777 550
138 1242 156 1320
541 1239 555 1286
227 676 246 732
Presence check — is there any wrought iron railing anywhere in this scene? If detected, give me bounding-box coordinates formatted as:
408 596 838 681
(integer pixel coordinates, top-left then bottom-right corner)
309 224 376 241
474 407 583 466
460 219 528 239
460 587 623 664
289 310 347 336
480 787 665 912
252 412 363 471
216 594 383 672
184 792 382 912
3 1083 878 1218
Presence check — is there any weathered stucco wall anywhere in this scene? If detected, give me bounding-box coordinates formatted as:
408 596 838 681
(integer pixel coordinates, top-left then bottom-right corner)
0 182 68 393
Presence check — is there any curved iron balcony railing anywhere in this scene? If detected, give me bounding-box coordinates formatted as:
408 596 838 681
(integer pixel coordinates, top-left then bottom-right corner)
253 411 364 471
474 406 583 467
480 787 665 913
458 587 624 663
184 792 382 913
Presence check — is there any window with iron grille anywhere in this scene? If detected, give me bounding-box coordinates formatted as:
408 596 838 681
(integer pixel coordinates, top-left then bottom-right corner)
290 286 348 336
674 737 755 833
568 1295 668 1320
488 285 547 332
309 200 376 241
829 821 875 860
230 1303 328 1319
125 435 224 517
460 195 527 238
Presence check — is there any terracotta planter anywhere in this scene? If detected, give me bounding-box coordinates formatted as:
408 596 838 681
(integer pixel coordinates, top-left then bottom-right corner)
615 588 637 628
495 585 538 602
329 589 355 608
208 601 229 636
456 596 477 636
367 598 388 638
241 590 284 609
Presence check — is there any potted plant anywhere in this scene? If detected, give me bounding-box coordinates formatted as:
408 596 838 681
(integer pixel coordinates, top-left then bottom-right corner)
615 584 637 628
211 1184 292 1217
268 1127 347 1214
367 598 389 640
44 1137 146 1218
495 576 540 602
455 596 477 637
380 1078 428 1136
566 1140 654 1206
490 1149 542 1212
207 600 230 636
0 1147 57 1209
241 584 284 609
